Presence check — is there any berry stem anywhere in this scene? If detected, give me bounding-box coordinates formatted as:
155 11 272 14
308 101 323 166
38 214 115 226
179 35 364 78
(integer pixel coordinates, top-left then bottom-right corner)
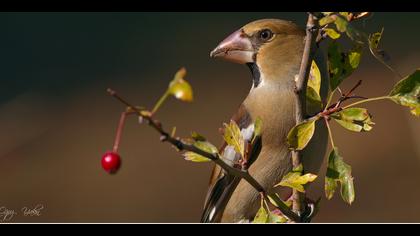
113 111 127 153
152 91 170 115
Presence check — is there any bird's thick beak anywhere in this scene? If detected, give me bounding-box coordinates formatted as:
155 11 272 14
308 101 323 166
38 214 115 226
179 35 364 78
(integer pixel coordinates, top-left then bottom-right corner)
210 29 254 64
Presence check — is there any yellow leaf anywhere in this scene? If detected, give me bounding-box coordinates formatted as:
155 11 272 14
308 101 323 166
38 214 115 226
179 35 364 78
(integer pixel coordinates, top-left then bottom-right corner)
183 152 211 163
275 172 317 193
287 120 317 151
324 28 341 40
389 69 420 117
309 61 321 95
183 141 218 163
223 120 245 157
253 206 268 223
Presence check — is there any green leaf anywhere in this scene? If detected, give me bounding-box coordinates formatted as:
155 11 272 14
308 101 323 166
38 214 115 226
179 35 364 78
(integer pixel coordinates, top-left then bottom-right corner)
335 14 363 43
331 108 375 132
309 60 321 95
325 176 338 200
319 15 336 26
267 194 292 208
191 131 206 141
183 141 218 163
325 147 355 205
287 120 317 151
253 206 269 223
369 28 384 50
168 67 193 102
368 28 391 63
334 15 349 33
307 61 323 113
348 51 362 69
319 13 363 43
268 212 288 223
412 106 420 117
194 141 218 154
275 171 317 193
389 69 420 117
324 28 341 39
328 41 344 90
341 174 355 205
307 86 323 112
328 42 362 90
223 120 245 157
183 152 211 163
339 12 350 19
293 163 304 173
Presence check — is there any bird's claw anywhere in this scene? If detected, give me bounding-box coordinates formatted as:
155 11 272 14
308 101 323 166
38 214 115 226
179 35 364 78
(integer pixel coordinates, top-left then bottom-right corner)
299 198 321 223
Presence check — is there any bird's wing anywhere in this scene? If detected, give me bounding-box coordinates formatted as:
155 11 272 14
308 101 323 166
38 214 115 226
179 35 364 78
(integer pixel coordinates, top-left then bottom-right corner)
201 105 262 223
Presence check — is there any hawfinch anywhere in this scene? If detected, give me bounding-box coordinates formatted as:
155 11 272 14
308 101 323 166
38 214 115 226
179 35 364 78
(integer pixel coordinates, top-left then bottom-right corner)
202 19 329 223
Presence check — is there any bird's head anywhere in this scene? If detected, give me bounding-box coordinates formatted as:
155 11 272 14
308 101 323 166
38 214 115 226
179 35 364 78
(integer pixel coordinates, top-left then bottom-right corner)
210 19 305 87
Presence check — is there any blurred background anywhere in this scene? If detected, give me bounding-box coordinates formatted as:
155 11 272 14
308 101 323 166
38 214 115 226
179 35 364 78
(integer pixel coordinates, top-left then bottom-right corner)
0 12 419 223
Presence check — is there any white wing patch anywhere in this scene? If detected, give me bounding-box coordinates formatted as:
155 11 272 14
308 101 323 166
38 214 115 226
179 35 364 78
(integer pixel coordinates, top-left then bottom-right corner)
221 124 255 167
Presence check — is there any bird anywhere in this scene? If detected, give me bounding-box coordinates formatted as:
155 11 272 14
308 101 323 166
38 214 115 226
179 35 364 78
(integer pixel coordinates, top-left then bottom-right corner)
201 19 329 223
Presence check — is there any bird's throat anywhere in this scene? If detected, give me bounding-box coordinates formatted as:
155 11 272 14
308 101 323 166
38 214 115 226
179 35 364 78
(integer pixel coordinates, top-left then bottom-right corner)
246 63 261 88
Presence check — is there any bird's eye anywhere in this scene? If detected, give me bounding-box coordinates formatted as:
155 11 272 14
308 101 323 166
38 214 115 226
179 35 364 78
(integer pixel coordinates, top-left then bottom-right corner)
259 29 274 41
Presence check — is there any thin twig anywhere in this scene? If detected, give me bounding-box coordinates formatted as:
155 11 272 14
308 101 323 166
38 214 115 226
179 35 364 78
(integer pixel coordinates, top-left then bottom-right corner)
292 13 319 216
325 80 363 112
342 96 392 109
324 117 335 148
107 88 301 222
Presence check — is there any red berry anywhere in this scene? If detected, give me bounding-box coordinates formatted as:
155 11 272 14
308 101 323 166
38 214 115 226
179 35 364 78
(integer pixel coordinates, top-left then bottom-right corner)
101 152 121 174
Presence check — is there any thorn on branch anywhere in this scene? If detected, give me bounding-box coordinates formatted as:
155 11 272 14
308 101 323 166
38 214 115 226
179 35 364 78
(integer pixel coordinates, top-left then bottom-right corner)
107 88 116 96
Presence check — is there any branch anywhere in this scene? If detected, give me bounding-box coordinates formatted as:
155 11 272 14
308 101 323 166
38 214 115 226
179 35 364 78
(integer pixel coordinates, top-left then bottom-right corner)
291 13 319 216
106 88 301 222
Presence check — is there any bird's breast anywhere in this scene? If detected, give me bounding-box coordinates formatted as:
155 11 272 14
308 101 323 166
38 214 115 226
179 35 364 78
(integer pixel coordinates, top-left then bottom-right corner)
243 84 296 147
221 86 298 222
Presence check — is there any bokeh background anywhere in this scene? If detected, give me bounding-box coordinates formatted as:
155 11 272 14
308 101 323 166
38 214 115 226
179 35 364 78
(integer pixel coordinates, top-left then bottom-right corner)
0 12 419 223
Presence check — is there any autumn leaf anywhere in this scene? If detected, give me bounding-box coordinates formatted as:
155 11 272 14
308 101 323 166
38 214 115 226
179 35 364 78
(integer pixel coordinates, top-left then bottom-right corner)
223 120 245 157
331 108 375 132
324 28 341 40
328 41 362 90
325 148 355 205
191 131 207 141
319 13 363 43
287 120 317 151
307 61 323 112
253 205 269 223
183 141 218 163
275 167 317 193
368 28 391 63
389 69 420 117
